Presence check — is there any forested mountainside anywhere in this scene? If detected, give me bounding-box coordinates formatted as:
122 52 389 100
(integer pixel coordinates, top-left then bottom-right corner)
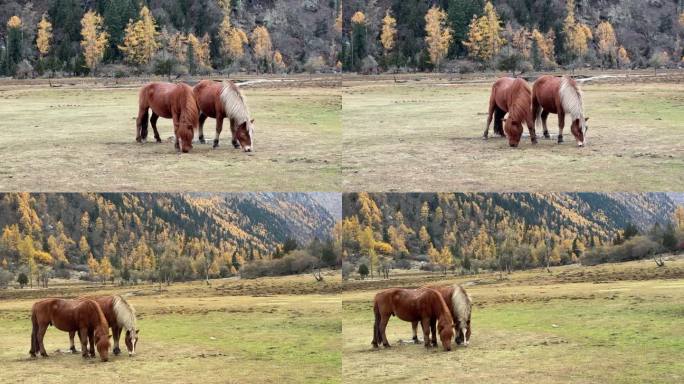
0 193 337 281
343 0 684 71
0 0 340 77
342 193 682 272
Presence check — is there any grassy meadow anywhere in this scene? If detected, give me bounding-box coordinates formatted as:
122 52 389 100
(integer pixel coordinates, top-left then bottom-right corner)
342 72 684 191
342 257 684 384
0 76 341 191
0 274 341 384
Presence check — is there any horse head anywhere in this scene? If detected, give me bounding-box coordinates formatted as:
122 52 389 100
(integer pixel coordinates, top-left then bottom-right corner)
177 125 194 153
125 329 140 356
94 327 111 362
235 119 255 152
572 116 590 147
505 120 523 147
438 320 454 351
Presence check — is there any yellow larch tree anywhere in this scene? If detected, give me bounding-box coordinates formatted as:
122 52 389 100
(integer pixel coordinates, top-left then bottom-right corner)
511 26 531 59
595 20 617 65
36 14 52 57
381 10 397 54
119 6 159 66
187 33 212 68
531 28 556 65
251 26 273 71
674 206 684 230
7 15 21 29
87 253 100 280
351 11 366 25
424 6 453 69
617 45 630 67
80 11 108 74
99 256 113 283
563 0 592 60
463 1 505 63
273 49 285 71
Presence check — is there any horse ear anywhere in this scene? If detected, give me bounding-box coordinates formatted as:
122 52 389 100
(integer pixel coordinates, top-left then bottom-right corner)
584 117 589 122
250 119 255 124
109 334 112 339
136 329 140 334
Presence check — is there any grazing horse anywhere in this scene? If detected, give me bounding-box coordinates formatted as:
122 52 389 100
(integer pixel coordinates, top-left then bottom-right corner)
411 284 472 346
136 82 199 153
69 295 139 356
193 80 255 152
484 77 536 147
532 75 589 147
30 298 111 362
372 288 454 351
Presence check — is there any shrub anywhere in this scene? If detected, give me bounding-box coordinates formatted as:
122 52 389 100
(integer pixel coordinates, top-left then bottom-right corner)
582 235 660 266
17 272 28 288
15 60 34 79
358 264 369 279
341 262 354 280
240 250 318 279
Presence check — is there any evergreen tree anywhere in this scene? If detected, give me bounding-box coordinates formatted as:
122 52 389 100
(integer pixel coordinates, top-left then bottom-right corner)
447 0 484 57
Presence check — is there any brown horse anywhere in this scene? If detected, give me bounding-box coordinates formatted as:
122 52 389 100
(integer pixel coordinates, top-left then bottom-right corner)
30 298 111 362
532 75 589 147
372 288 454 351
484 77 536 147
411 284 472 346
68 295 138 356
193 80 255 152
136 82 199 153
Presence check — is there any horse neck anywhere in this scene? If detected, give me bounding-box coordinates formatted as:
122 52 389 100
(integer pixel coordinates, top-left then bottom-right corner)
221 86 249 124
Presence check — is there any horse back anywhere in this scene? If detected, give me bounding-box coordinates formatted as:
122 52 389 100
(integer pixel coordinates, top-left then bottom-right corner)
193 80 224 118
532 75 561 112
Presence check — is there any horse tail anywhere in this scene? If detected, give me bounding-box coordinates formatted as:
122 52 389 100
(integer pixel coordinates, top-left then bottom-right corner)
532 85 542 131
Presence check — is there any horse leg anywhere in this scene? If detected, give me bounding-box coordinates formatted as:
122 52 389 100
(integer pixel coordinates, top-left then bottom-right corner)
483 101 495 139
421 318 431 349
379 315 391 348
230 120 240 149
150 112 162 143
213 115 224 149
69 331 78 353
430 317 438 347
557 112 565 144
136 107 149 143
79 328 88 359
198 112 207 144
37 325 49 357
113 326 122 355
541 111 550 139
88 328 95 357
411 321 420 344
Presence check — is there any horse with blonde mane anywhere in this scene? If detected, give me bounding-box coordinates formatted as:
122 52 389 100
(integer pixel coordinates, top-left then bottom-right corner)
193 80 255 152
410 284 472 346
136 82 199 153
68 295 139 356
30 298 111 362
484 77 536 147
532 75 589 147
372 287 454 351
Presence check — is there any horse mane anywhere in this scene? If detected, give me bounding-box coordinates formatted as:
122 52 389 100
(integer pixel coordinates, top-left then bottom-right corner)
179 83 199 130
559 76 585 121
112 295 137 332
428 288 453 327
451 284 472 331
220 81 251 124
509 78 533 127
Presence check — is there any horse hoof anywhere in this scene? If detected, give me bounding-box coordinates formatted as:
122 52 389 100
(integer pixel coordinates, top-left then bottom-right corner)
543 133 550 139
155 138 162 143
113 348 121 356
557 136 564 144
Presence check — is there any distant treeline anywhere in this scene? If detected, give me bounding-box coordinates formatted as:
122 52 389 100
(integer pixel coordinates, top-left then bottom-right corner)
342 0 684 73
341 193 684 279
0 0 341 78
0 193 340 288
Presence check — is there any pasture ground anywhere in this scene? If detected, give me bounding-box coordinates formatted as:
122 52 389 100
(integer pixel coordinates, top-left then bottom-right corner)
0 273 341 384
342 71 684 191
342 257 684 384
0 75 341 191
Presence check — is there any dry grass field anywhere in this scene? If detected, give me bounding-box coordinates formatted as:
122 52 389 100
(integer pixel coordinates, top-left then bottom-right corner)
0 76 341 191
0 273 341 384
342 71 684 191
342 257 684 384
